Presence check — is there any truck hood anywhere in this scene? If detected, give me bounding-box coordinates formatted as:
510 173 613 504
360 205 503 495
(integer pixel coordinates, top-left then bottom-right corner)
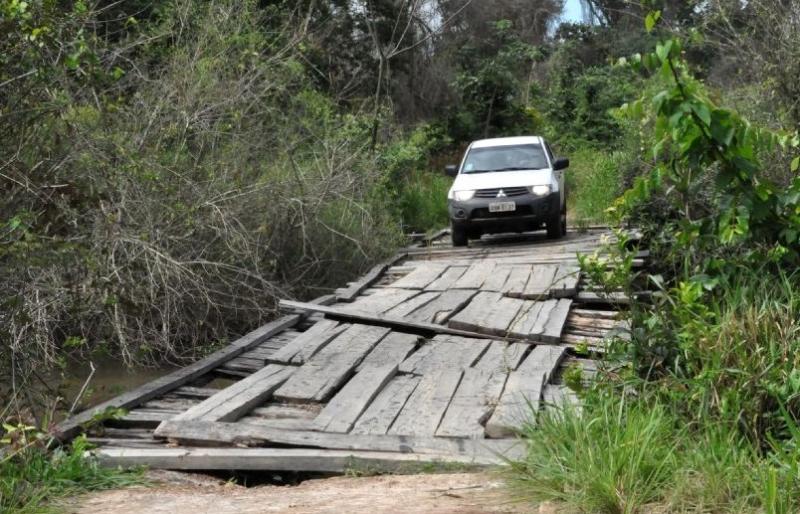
450 169 553 192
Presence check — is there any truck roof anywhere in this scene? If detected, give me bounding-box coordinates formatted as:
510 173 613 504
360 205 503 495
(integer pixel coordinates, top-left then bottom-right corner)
470 136 543 148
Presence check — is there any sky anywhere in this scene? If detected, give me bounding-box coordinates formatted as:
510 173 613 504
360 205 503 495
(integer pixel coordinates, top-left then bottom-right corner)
561 0 585 23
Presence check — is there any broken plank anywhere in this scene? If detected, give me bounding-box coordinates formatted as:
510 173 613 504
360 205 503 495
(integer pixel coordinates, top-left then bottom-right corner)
351 375 420 435
448 292 524 337
312 364 397 433
342 288 420 315
501 266 531 298
452 260 496 289
389 262 447 289
154 419 524 461
481 266 511 292
507 301 548 341
540 299 573 343
517 345 567 381
274 325 390 402
424 266 467 291
521 265 557 300
406 289 477 324
383 291 438 318
357 332 419 371
389 370 462 437
55 314 301 441
473 342 528 373
484 369 546 438
174 365 293 422
437 369 508 439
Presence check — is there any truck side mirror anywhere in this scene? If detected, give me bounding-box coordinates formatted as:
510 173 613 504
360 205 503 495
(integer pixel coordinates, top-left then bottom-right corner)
444 165 458 177
552 157 570 171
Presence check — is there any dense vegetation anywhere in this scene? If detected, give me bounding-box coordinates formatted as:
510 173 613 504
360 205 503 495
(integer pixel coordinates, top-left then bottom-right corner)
4 0 800 511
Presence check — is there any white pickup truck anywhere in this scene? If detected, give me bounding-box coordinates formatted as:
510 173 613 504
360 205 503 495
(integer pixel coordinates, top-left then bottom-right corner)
445 136 569 246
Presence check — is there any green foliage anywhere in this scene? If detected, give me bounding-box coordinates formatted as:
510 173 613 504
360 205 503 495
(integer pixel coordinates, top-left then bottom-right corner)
509 392 800 513
0 435 144 513
566 148 632 223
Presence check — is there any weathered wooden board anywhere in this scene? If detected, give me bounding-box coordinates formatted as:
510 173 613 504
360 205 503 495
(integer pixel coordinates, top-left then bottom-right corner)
342 288 420 315
405 289 477 324
390 263 447 289
389 370 462 437
521 265 557 300
384 292 438 318
506 299 572 343
453 260 495 290
351 375 420 435
502 266 532 298
436 369 508 439
398 335 489 375
473 342 528 373
484 344 567 438
550 265 580 298
336 252 408 302
481 266 511 292
357 332 419 371
425 266 467 291
175 365 293 422
448 292 525 337
540 299 572 343
54 314 301 441
274 325 390 402
155 420 523 461
312 364 398 433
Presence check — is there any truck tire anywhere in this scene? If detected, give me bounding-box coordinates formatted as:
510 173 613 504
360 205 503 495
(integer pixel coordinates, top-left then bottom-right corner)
546 199 564 240
451 224 468 247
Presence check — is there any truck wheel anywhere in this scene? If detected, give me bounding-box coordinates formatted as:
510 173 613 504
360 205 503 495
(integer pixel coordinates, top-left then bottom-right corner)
451 224 468 247
546 203 563 240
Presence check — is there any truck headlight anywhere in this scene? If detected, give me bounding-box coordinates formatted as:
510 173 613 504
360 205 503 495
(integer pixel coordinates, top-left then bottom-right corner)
453 190 475 201
530 185 551 196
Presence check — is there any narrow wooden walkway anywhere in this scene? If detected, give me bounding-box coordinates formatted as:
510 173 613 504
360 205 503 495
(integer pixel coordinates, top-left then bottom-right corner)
56 228 635 472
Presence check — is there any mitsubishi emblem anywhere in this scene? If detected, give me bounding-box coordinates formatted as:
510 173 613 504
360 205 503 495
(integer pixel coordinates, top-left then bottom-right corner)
497 189 506 198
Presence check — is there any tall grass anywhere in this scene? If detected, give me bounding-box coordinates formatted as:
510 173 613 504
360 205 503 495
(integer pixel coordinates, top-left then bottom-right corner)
396 170 451 232
509 393 800 513
0 436 144 513
566 148 631 224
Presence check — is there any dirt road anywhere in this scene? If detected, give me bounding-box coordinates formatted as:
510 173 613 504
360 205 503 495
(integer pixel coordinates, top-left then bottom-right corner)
65 472 538 514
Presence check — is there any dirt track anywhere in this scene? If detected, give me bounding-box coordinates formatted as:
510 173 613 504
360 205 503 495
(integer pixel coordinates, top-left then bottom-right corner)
65 472 539 514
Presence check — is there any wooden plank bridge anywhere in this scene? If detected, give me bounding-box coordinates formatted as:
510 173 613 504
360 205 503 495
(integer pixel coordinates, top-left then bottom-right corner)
56 228 636 472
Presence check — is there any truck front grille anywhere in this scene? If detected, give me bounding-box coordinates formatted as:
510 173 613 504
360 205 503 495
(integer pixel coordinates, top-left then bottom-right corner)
474 187 529 198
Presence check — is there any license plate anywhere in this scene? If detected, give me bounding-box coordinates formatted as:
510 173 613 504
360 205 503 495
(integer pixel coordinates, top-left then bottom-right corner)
489 201 516 213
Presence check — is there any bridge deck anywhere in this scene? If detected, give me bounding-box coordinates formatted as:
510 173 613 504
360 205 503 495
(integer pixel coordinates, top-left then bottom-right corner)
57 228 633 472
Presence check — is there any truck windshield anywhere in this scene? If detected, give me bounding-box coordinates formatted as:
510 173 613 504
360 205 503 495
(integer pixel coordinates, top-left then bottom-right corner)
461 144 548 173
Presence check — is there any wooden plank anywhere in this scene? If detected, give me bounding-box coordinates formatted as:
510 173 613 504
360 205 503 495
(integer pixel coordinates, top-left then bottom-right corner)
389 370 462 437
336 252 408 302
154 419 524 461
357 332 419 372
540 299 573 343
389 262 447 289
484 344 567 438
398 335 489 375
342 288 420 315
448 292 524 337
502 266 532 298
173 386 221 399
550 265 580 298
436 369 508 439
424 266 467 291
95 447 506 473
268 319 347 365
406 289 477 324
54 314 301 441
274 325 390 402
473 342 528 373
484 369 546 438
383 291 438 318
351 376 420 435
277 300 545 345
481 266 511 292
250 403 320 420
521 265 557 300
452 260 496 289
238 416 316 431
312 364 398 433
507 301 547 340
175 365 292 422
